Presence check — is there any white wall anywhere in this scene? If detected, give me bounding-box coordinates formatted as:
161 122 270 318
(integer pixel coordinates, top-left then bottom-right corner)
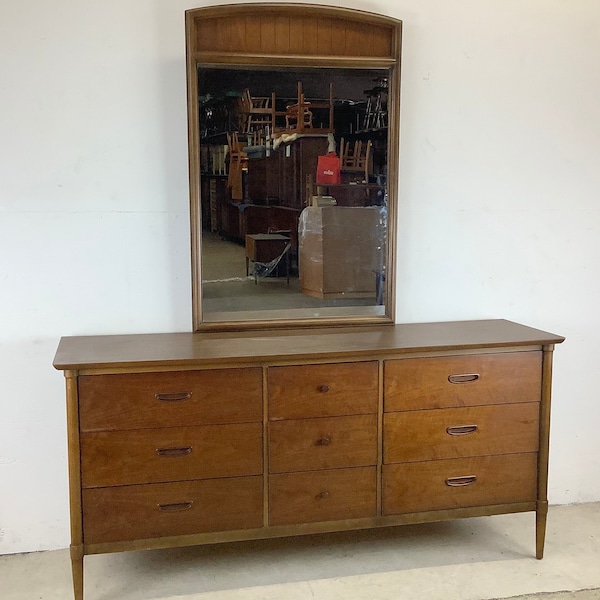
0 0 598 554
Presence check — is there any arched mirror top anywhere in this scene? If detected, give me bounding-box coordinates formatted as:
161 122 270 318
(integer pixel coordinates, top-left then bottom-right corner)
186 4 402 331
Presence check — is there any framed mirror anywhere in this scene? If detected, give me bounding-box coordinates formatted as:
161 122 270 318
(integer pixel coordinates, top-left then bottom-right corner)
185 4 402 331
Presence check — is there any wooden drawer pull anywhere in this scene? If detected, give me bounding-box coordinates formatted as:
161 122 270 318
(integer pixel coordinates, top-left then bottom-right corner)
316 491 330 499
315 436 332 446
445 475 477 487
446 424 478 436
317 384 330 393
448 373 480 384
155 446 193 458
157 501 194 512
155 392 192 402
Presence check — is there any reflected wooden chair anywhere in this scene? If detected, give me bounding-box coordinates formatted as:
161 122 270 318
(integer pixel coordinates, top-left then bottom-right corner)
284 82 334 134
285 86 313 132
241 89 277 135
285 81 333 134
226 132 247 201
339 138 372 182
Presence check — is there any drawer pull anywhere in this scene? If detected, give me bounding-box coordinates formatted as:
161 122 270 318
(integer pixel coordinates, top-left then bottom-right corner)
157 501 194 512
448 373 480 384
317 384 330 393
155 446 193 458
155 392 192 402
446 424 478 436
316 491 330 499
445 475 477 487
315 436 332 446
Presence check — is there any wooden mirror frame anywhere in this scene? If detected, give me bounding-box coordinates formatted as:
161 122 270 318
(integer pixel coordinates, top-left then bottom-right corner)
186 3 402 331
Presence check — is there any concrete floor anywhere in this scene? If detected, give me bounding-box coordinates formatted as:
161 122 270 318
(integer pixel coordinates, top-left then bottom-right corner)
1 503 599 600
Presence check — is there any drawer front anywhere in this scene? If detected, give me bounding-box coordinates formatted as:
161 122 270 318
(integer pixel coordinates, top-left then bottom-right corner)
269 467 377 526
269 415 377 473
383 453 538 515
384 351 541 412
268 361 378 420
79 368 263 432
83 475 263 544
384 403 539 464
81 423 262 488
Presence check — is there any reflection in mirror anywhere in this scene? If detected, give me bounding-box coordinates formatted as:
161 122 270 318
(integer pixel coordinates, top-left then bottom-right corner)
198 66 391 325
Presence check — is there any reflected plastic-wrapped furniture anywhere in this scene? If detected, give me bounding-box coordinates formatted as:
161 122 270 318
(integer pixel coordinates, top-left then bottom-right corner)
298 206 385 299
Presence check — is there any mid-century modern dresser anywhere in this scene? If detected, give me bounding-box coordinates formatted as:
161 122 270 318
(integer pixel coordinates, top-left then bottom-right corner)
54 319 564 600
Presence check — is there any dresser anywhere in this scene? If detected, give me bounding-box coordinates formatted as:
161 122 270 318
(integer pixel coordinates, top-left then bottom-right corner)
53 319 564 600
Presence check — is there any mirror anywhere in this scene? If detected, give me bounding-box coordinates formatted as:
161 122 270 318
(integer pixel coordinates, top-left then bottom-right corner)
186 4 402 331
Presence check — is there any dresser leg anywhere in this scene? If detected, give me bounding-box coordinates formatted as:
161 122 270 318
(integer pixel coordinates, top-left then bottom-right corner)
535 502 548 559
70 545 84 600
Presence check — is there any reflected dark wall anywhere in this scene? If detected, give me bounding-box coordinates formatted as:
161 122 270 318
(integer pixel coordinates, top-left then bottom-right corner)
198 66 386 103
198 66 389 138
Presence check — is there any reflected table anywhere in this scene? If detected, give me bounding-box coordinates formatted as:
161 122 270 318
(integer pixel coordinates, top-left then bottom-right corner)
245 233 290 284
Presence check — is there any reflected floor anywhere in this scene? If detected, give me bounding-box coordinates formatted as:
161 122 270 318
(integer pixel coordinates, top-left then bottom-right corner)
201 232 379 313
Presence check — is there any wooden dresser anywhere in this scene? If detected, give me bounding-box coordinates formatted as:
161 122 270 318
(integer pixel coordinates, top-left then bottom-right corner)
53 319 564 600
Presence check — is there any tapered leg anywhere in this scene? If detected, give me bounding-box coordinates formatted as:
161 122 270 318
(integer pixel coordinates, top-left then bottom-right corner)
536 501 548 559
70 545 84 600
536 346 555 560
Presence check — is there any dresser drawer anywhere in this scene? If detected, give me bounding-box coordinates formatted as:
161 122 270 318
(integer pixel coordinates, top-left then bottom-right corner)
383 453 538 515
83 475 263 544
268 362 378 420
384 403 539 464
269 466 377 526
81 423 263 488
269 415 377 473
79 368 263 431
384 351 541 412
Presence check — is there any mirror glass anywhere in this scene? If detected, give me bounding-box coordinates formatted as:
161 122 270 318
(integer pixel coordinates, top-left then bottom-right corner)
197 65 392 326
186 3 401 331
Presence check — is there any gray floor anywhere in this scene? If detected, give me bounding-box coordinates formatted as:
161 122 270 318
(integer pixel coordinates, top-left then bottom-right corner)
2 503 599 600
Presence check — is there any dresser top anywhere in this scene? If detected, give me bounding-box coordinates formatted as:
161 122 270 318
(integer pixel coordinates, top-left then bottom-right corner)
53 319 564 372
